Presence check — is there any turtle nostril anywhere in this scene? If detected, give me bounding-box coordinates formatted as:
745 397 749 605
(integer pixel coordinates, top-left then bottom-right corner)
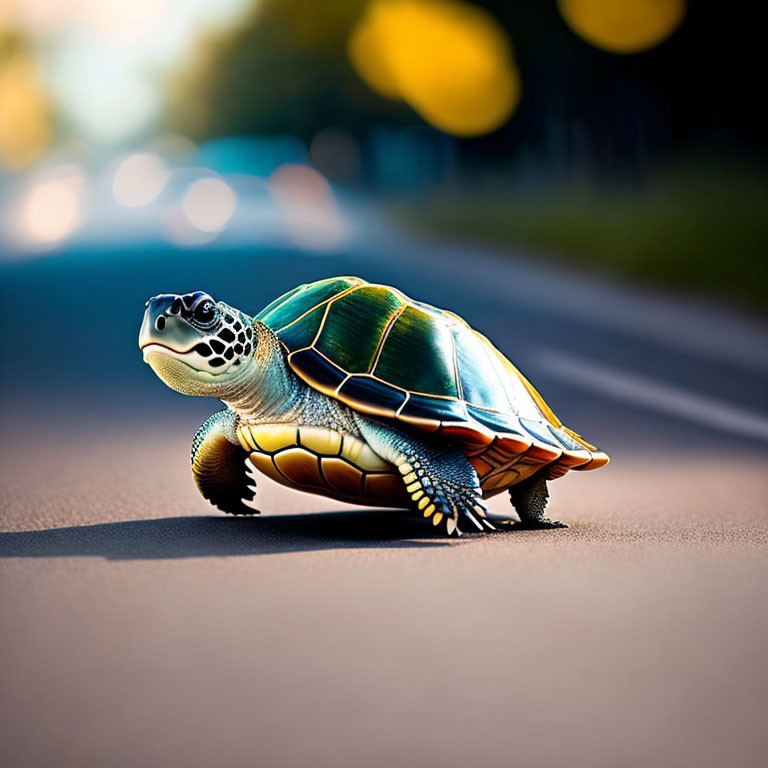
155 315 166 331
171 298 183 315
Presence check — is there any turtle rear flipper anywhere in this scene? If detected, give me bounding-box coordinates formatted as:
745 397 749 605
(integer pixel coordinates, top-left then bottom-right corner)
508 471 568 529
192 410 259 515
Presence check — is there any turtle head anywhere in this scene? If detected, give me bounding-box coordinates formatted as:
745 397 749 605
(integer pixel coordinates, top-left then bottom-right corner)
139 291 254 396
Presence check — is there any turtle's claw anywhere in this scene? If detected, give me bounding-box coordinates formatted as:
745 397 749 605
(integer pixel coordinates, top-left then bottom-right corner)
418 493 462 537
397 452 489 537
419 491 489 536
458 493 489 533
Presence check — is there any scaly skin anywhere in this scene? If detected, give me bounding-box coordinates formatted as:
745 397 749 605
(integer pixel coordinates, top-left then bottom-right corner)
191 410 257 516
353 415 492 535
222 322 361 437
507 472 568 529
183 322 495 534
142 291 555 536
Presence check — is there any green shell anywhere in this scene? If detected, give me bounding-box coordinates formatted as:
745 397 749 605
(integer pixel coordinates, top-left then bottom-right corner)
255 277 608 470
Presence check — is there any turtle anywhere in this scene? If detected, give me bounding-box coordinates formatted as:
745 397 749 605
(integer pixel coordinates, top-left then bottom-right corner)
139 277 609 535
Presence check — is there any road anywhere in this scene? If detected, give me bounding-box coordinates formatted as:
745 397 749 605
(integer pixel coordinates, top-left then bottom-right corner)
1 223 767 768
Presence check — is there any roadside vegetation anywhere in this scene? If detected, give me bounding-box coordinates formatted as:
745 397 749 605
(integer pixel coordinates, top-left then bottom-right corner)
394 160 768 312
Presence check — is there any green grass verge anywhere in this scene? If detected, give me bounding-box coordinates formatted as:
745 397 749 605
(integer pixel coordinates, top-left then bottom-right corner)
393 163 768 312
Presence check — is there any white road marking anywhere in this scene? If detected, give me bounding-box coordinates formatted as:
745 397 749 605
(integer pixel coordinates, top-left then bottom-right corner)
537 349 768 444
392 236 768 374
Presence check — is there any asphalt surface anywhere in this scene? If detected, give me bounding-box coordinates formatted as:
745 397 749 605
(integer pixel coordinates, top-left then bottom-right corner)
1 227 767 768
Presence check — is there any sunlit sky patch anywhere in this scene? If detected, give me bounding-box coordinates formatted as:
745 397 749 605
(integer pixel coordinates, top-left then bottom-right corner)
2 0 257 144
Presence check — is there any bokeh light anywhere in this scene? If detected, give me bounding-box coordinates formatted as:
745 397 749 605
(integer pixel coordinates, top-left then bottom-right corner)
0 50 51 168
16 165 88 246
349 0 521 137
348 13 401 100
164 207 218 247
558 0 686 54
112 152 170 207
182 176 237 232
268 164 346 251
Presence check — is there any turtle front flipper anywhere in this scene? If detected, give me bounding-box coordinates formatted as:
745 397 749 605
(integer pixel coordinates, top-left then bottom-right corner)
191 410 258 515
355 415 492 536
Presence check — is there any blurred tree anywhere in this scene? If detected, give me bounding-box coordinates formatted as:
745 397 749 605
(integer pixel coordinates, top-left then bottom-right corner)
169 0 768 182
170 0 413 142
557 0 686 54
0 31 52 169
348 0 521 138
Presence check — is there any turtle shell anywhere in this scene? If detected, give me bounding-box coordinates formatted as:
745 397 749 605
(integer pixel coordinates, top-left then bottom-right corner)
255 277 609 490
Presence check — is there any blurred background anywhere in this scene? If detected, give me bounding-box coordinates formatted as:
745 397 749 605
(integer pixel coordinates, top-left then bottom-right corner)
0 0 766 307
2 3 768 768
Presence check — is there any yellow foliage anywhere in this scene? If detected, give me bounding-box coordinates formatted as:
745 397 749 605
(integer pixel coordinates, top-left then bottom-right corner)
558 0 686 54
0 51 51 168
349 0 520 137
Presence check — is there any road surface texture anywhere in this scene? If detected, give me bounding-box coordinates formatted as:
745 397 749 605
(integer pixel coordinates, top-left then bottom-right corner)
2 228 767 768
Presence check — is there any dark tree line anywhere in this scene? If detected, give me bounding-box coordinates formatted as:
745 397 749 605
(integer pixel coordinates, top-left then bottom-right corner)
169 1 768 179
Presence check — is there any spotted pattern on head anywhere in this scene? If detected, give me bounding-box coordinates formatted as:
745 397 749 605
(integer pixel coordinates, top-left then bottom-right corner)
143 291 255 375
196 309 254 369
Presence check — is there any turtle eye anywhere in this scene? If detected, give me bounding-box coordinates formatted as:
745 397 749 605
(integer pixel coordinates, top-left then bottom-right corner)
193 300 217 325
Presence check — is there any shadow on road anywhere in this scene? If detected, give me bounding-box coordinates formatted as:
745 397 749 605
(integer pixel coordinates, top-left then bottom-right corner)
0 510 455 560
